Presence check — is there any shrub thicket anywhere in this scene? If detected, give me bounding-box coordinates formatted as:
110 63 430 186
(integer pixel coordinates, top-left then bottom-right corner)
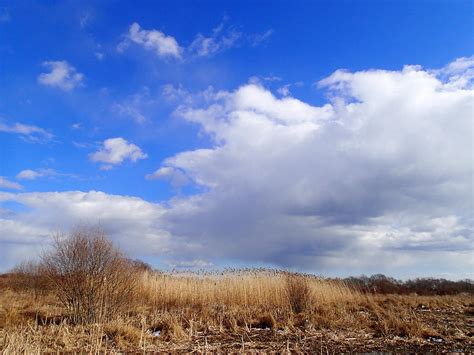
40 228 139 324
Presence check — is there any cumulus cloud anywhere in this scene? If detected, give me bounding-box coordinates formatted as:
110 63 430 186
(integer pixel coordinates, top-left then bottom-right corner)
38 61 84 91
89 137 147 167
1 58 473 278
0 120 53 143
0 177 22 190
118 22 182 59
152 58 472 277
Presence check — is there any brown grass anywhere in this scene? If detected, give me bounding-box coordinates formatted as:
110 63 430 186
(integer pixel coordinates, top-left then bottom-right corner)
1 269 472 352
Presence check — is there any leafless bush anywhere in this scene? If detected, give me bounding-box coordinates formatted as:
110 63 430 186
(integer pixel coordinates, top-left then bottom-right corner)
285 273 312 313
41 227 139 324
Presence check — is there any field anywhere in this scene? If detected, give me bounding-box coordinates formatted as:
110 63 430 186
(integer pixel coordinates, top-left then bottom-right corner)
0 269 472 353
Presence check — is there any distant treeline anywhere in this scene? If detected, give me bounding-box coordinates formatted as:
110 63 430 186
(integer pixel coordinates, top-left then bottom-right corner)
342 274 474 295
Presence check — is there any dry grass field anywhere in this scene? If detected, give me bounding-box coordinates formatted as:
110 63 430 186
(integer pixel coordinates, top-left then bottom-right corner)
0 270 472 353
0 231 472 353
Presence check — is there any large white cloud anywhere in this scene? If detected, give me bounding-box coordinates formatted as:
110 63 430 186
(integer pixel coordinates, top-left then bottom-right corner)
155 58 473 277
1 58 473 278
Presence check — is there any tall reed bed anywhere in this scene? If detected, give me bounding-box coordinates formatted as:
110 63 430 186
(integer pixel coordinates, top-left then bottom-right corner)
138 269 361 311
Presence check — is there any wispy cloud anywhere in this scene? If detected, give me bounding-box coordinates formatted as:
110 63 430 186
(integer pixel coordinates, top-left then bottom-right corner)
16 168 75 181
118 20 273 60
79 10 93 29
189 20 241 57
0 177 22 190
38 60 84 91
250 29 274 46
111 88 152 124
0 120 53 143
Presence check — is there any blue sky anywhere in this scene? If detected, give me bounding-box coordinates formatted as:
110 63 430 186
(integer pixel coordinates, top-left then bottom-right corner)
0 0 473 278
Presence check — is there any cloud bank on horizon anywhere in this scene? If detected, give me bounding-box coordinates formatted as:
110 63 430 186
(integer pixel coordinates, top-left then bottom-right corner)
1 57 473 278
0 2 472 279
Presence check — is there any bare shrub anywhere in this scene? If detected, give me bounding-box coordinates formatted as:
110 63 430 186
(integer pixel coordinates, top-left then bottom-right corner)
41 227 138 324
285 274 312 314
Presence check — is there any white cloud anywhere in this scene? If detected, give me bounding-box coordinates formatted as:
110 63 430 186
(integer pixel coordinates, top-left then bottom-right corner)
16 170 41 180
0 120 53 143
38 61 84 91
16 168 58 180
118 22 182 59
0 191 170 270
0 177 22 190
89 137 147 166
